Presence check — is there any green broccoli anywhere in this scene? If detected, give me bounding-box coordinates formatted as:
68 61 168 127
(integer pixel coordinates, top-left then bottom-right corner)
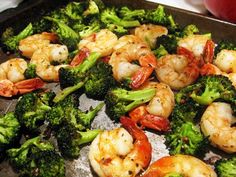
145 5 169 25
156 35 178 54
181 24 199 37
47 94 104 130
7 136 65 177
215 156 236 177
83 0 100 17
105 87 156 121
1 23 33 51
176 75 236 105
165 122 206 156
152 44 169 58
24 63 37 79
64 1 85 20
44 16 80 51
119 6 145 21
55 52 101 102
32 18 52 34
15 91 55 131
84 61 117 100
100 7 140 35
214 40 236 56
0 112 20 152
56 124 101 159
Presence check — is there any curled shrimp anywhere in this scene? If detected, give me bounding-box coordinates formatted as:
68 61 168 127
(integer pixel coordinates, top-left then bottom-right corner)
0 58 44 97
78 29 118 57
134 24 168 49
155 47 199 90
109 35 157 88
200 102 236 153
89 117 152 177
141 154 217 177
178 34 212 58
19 32 58 58
214 49 236 73
30 44 69 82
129 82 174 131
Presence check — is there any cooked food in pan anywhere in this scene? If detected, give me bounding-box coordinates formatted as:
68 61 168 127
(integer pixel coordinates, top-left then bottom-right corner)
0 0 235 176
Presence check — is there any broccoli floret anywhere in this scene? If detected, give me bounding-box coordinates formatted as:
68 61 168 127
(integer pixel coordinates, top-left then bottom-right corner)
100 7 140 35
152 44 168 58
45 17 80 51
166 122 206 156
1 27 14 42
24 63 36 79
48 94 103 130
170 101 203 129
15 91 55 131
105 87 156 121
191 75 235 105
64 1 85 20
84 61 116 100
32 18 52 34
119 6 145 21
181 24 199 37
145 5 169 25
1 23 33 51
56 124 101 159
156 35 178 54
215 156 236 177
7 136 65 177
55 52 101 102
83 0 100 17
215 40 236 56
0 112 20 152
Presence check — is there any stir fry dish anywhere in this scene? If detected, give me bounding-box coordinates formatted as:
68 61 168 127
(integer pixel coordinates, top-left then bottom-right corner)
0 0 236 176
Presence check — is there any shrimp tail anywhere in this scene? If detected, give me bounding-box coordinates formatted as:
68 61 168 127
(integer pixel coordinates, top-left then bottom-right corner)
131 67 154 89
0 78 44 97
70 48 90 66
203 40 215 64
200 63 221 76
120 116 152 168
129 106 170 131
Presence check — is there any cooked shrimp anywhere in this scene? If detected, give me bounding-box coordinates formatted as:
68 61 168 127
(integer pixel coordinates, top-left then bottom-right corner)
129 82 174 131
134 24 168 49
89 117 152 177
178 34 211 57
214 49 236 73
141 154 217 177
30 44 68 82
0 58 44 97
78 29 118 57
110 36 157 88
113 35 143 51
19 32 58 58
200 102 236 153
155 47 199 90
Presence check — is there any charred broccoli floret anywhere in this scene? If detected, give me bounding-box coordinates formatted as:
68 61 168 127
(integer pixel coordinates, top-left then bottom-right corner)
215 156 236 177
24 63 37 79
176 75 236 105
0 112 20 153
15 91 55 132
165 122 206 156
84 61 116 100
7 136 65 177
105 87 156 121
56 124 101 159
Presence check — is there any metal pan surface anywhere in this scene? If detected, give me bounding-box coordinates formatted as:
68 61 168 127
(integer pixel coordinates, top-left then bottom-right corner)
0 0 235 176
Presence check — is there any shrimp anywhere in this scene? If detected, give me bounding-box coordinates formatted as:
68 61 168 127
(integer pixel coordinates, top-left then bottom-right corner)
178 34 212 58
112 35 143 51
89 117 152 177
134 24 168 49
19 32 58 58
129 82 174 131
109 36 157 88
200 102 236 153
30 44 69 82
155 47 200 90
141 154 217 177
214 49 236 73
0 58 44 97
78 29 118 57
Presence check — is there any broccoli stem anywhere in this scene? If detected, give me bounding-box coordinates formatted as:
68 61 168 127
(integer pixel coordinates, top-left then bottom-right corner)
119 20 140 27
78 129 102 145
53 81 85 103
